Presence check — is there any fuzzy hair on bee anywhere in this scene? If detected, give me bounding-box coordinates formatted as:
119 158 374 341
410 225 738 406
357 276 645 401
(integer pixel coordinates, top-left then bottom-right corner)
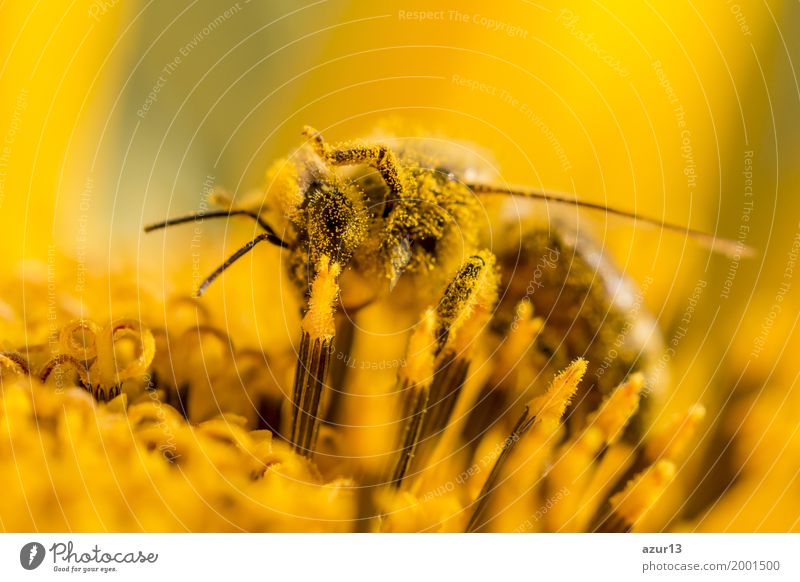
145 124 751 459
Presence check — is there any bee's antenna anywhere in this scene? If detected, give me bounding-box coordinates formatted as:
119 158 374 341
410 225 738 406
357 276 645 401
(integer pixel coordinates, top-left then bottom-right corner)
145 209 288 248
195 232 281 297
468 183 755 259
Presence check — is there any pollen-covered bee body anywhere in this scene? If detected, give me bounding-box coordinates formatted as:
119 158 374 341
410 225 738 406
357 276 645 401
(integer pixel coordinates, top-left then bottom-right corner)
337 133 666 409
267 132 485 303
138 124 744 531
488 208 664 429
286 173 370 292
292 130 664 434
352 160 481 291
147 124 699 460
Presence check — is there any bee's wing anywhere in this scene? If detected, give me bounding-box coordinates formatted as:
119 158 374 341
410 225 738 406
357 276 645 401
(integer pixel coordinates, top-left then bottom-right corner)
369 130 500 185
469 183 755 260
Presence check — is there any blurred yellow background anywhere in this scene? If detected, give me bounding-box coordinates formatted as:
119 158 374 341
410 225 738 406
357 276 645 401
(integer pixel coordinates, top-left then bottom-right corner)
1 1 798 531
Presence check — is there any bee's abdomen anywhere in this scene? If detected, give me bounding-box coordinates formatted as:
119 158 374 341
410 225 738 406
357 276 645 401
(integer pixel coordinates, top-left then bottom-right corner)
496 228 663 435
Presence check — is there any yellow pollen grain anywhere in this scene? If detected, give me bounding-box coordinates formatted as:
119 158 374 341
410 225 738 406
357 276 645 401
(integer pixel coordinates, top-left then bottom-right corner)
589 373 644 446
555 429 601 487
609 460 676 528
645 404 706 463
492 301 543 383
302 256 341 339
528 358 587 427
401 308 437 386
440 250 499 350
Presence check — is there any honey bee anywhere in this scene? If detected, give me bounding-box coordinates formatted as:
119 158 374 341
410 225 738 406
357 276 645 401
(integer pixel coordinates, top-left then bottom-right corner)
145 125 745 466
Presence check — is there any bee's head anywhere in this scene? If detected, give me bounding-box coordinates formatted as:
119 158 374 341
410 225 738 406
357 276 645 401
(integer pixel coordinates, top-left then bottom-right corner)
289 175 369 293
303 177 369 264
266 128 488 308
